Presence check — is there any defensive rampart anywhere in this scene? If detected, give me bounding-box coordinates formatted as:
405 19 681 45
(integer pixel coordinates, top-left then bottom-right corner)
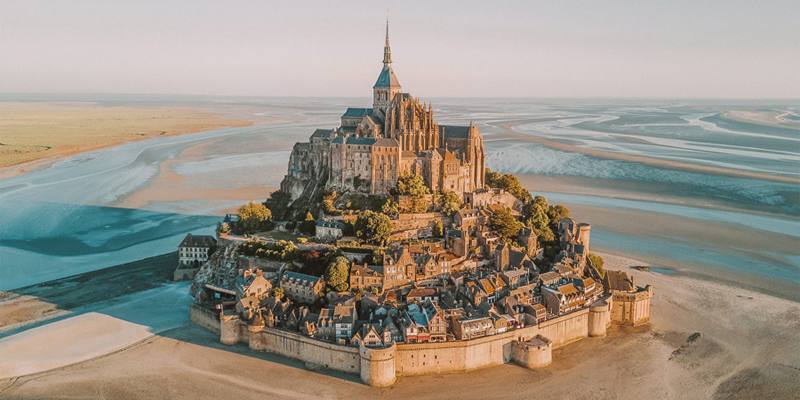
194 298 617 386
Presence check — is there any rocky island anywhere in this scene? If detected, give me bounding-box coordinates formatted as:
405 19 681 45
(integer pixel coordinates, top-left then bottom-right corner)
183 23 653 387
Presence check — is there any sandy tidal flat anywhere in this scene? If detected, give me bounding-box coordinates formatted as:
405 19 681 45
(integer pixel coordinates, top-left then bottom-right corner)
0 102 253 176
1 253 797 400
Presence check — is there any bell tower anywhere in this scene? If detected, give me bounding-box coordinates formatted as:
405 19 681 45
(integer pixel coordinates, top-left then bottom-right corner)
373 20 402 115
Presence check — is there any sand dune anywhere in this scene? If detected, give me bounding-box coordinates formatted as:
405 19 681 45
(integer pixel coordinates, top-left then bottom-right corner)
2 254 797 399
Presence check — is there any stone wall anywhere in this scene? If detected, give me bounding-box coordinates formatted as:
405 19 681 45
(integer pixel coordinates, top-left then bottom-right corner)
248 327 361 374
192 295 633 386
393 309 589 376
189 304 220 333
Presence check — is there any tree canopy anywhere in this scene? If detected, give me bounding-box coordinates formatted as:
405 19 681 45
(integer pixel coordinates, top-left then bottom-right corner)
355 210 392 245
485 169 532 203
489 206 524 242
438 191 462 217
264 191 291 220
588 253 605 277
239 201 273 233
325 255 350 292
396 174 430 197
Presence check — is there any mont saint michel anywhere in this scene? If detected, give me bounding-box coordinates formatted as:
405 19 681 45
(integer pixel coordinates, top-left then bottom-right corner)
281 23 485 203
183 23 653 387
1 3 798 400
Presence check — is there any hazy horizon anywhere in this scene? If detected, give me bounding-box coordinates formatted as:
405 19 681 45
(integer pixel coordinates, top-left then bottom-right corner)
2 0 799 99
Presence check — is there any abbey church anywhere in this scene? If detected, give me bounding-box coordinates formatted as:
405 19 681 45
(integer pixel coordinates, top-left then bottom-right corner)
280 22 485 202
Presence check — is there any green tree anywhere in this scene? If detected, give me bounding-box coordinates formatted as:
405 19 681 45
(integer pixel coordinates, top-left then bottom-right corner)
438 191 462 216
547 204 570 239
264 191 292 220
355 210 392 245
298 211 316 235
396 174 431 213
239 201 272 233
588 253 605 277
522 196 556 242
217 222 231 235
326 256 350 292
396 174 430 197
489 207 524 242
485 169 532 203
432 219 444 237
381 197 399 218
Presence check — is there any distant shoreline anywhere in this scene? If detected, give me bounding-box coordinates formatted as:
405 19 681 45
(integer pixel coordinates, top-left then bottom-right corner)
0 101 256 180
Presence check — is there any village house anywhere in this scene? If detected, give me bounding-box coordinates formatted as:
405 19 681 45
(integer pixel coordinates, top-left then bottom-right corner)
542 283 586 316
349 263 384 292
315 219 344 242
451 316 494 340
174 233 217 280
280 271 324 305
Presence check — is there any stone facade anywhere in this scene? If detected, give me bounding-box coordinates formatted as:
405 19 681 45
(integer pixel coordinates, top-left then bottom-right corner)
279 23 485 203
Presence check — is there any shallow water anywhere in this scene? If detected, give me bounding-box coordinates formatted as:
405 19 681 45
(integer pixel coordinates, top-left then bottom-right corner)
0 96 798 298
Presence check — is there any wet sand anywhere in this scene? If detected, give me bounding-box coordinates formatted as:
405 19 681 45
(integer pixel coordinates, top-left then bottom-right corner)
1 253 797 400
489 120 800 185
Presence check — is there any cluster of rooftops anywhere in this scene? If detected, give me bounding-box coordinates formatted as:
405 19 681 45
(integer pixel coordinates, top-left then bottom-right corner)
193 214 622 348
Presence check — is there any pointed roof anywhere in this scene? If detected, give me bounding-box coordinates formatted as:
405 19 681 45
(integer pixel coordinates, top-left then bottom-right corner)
374 20 401 89
374 65 401 88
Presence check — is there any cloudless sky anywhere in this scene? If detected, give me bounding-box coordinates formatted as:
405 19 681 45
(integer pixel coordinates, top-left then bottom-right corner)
1 0 798 98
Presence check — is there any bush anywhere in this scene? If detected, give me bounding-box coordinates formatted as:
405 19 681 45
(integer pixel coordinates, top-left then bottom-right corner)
588 253 605 277
438 191 462 217
486 168 532 203
239 202 272 233
432 219 444 238
240 238 297 261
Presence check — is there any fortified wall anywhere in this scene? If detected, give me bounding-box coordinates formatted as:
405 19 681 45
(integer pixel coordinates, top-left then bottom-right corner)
196 298 616 387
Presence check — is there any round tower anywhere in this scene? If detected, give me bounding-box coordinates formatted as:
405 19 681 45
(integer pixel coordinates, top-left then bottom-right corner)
359 343 397 387
577 223 591 251
588 299 610 337
511 335 552 369
220 311 241 345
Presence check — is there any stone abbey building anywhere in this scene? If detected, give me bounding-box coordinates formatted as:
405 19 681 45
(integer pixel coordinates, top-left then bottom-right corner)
280 23 486 201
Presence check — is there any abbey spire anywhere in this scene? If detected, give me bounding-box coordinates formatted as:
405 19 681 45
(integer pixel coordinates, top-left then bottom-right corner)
373 19 401 114
383 19 392 65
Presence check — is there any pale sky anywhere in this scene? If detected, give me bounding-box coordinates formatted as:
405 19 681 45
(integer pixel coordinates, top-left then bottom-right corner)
1 0 798 98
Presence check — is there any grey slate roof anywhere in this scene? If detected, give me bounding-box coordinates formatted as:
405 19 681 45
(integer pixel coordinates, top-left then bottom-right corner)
440 125 470 139
179 233 216 248
342 108 373 118
311 128 334 139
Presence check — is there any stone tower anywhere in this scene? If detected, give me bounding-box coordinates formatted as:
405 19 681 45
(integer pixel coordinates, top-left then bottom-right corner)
373 20 402 115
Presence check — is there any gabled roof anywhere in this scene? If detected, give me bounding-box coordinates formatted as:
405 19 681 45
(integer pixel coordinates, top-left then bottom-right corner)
179 233 216 248
604 270 634 292
311 128 335 139
373 138 399 147
373 65 401 88
440 125 470 139
342 108 373 118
